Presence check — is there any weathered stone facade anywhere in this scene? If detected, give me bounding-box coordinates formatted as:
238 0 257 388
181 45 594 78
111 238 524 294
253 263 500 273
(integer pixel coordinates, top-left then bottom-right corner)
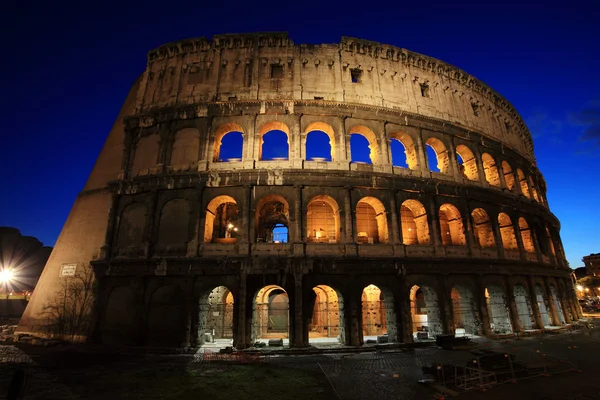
17 33 581 347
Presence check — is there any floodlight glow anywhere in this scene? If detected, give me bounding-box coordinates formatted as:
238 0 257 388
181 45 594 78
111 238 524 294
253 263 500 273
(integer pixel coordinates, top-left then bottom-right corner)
577 285 583 291
0 269 13 283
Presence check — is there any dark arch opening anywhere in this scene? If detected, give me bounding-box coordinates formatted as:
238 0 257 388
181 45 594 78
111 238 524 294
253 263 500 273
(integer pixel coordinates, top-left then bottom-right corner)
306 130 332 161
218 131 243 161
262 130 289 160
350 134 372 164
390 139 409 168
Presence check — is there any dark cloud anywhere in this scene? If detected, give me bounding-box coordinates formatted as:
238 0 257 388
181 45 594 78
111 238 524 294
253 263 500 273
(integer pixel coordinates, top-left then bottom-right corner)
570 100 600 147
525 111 563 143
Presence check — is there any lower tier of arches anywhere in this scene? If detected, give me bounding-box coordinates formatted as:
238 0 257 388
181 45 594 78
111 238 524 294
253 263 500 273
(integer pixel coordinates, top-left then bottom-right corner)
93 265 581 348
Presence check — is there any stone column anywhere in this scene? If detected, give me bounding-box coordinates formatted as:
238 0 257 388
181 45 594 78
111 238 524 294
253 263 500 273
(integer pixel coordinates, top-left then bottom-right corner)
133 278 146 345
514 219 527 261
337 116 349 163
248 186 257 244
460 200 475 254
531 227 544 263
344 187 354 243
491 216 505 259
557 283 572 324
445 141 458 177
497 162 508 190
527 275 544 329
101 193 121 259
438 276 454 334
293 185 302 243
504 277 522 333
187 186 203 257
544 277 561 325
428 199 442 247
398 281 412 343
183 280 195 347
291 273 307 348
345 290 363 347
240 185 252 247
475 149 487 185
389 191 401 245
235 270 249 349
121 128 135 179
143 190 159 257
477 276 492 336
415 130 428 173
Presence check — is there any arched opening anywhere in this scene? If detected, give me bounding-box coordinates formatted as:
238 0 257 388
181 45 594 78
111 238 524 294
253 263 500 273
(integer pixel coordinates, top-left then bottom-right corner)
390 132 418 169
529 177 540 202
156 198 190 256
501 161 515 190
498 213 518 249
361 284 397 344
517 169 531 198
214 123 244 162
308 285 345 345
534 284 552 327
356 197 388 244
204 196 240 244
131 135 159 174
146 285 186 347
546 226 556 256
455 144 478 181
259 122 290 161
349 125 379 165
116 203 146 250
305 122 335 161
101 286 136 345
256 195 290 243
198 286 234 347
518 217 535 253
549 285 566 325
410 285 443 341
306 195 340 243
425 137 449 174
471 208 495 248
439 204 466 246
451 285 479 335
400 199 430 245
170 128 200 168
513 284 534 330
482 153 501 187
485 285 513 334
252 285 289 345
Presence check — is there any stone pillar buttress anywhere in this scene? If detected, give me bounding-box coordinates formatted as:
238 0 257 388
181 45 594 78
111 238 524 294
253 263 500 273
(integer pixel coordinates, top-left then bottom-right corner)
504 276 522 333
415 130 428 174
497 161 508 190
144 190 159 257
491 216 505 259
236 271 250 349
293 185 302 243
475 150 487 185
557 282 572 324
428 199 442 247
398 280 412 343
527 276 544 329
344 288 363 347
439 276 454 334
389 191 401 245
477 276 492 336
101 193 121 260
544 277 561 325
187 186 203 257
291 272 308 348
344 187 354 243
514 218 528 262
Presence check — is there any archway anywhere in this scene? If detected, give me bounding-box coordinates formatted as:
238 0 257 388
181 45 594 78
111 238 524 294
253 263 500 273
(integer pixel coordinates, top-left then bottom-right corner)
204 196 240 244
501 161 515 190
482 153 501 187
451 285 479 335
534 284 552 327
361 284 397 344
198 286 234 347
498 213 518 249
306 195 340 243
305 122 335 161
255 195 290 243
513 284 534 330
259 122 290 161
252 285 290 345
213 123 244 162
389 131 418 169
409 285 443 340
308 285 345 345
439 204 466 246
400 199 430 245
549 285 566 325
455 144 478 181
485 285 513 334
425 137 449 174
517 169 531 198
146 285 186 347
349 125 378 165
518 218 536 253
356 197 388 244
471 208 495 248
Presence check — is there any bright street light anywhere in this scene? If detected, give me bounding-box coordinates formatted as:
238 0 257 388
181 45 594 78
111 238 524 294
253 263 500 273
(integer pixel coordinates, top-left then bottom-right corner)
0 269 13 283
577 285 583 291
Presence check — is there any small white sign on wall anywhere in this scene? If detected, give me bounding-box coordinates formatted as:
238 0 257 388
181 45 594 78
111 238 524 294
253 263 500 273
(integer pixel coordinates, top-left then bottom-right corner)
60 263 77 277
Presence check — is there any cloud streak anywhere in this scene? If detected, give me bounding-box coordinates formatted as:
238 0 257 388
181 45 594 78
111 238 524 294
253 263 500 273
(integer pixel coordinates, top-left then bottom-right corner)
570 99 600 148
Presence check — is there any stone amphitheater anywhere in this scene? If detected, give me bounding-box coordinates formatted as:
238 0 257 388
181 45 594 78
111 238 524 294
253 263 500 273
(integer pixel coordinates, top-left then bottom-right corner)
17 32 581 348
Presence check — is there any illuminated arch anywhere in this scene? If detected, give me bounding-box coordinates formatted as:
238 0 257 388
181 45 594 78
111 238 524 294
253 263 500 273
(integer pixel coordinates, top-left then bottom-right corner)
471 208 495 248
455 144 478 181
213 123 244 162
306 195 341 243
425 137 450 174
356 196 388 244
255 195 290 243
498 213 518 249
518 217 535 252
349 125 379 165
389 131 418 170
305 122 335 161
253 285 289 340
517 169 531 198
482 153 501 187
204 195 239 243
259 121 290 161
501 161 515 190
439 204 466 246
400 199 430 245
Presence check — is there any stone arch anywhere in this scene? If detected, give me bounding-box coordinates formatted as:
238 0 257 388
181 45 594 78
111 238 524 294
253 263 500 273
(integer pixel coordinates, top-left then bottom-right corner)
548 284 566 325
308 285 345 344
400 199 430 245
529 176 540 202
482 153 501 187
305 122 335 162
361 284 398 343
156 198 190 254
100 286 137 345
471 208 495 248
204 195 240 244
518 217 536 253
131 134 159 174
349 125 379 165
546 225 557 256
455 144 478 181
534 283 552 327
409 284 443 339
425 137 450 174
498 213 518 249
356 196 388 244
146 285 186 347
485 284 513 334
517 168 531 198
513 283 534 330
252 285 289 343
116 203 146 248
170 128 200 168
306 195 341 243
213 123 245 162
451 284 479 335
439 203 466 246
259 121 290 161
198 286 234 345
255 195 290 243
389 131 418 170
501 161 515 190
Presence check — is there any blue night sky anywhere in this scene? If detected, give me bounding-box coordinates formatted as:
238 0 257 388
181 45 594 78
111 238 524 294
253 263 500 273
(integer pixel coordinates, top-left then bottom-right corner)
1 0 598 268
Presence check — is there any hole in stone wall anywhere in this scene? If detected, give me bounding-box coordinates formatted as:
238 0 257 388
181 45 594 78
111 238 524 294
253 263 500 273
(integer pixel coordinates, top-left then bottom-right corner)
308 285 345 345
439 204 466 246
513 284 534 330
498 213 518 250
425 137 448 173
390 139 409 168
306 130 332 161
271 64 284 79
204 196 239 244
471 208 495 248
420 82 429 97
455 144 478 181
356 197 388 244
451 286 479 335
350 134 372 164
502 161 515 190
261 130 289 161
410 285 443 340
350 68 362 83
198 286 234 346
256 196 289 243
518 218 535 253
253 286 289 345
216 131 243 162
361 284 397 344
306 196 340 243
401 199 430 245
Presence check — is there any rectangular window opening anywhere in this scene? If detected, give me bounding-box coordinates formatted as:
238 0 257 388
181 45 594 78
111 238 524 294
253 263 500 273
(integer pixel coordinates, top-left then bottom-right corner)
271 64 284 79
350 68 362 83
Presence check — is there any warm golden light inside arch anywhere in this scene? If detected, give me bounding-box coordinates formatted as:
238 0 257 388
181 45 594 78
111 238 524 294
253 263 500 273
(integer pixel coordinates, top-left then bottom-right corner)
389 131 418 170
306 195 341 243
455 144 478 181
305 122 336 161
356 196 388 244
349 125 379 165
425 137 450 174
471 208 495 248
501 161 515 190
400 199 430 245
213 123 244 162
204 195 238 243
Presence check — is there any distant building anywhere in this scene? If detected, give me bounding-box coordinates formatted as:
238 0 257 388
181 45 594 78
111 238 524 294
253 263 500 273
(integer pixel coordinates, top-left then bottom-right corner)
573 267 587 280
583 253 600 277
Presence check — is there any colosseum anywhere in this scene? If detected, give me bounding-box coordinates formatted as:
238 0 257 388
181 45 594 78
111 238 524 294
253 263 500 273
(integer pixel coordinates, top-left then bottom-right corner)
18 32 582 348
